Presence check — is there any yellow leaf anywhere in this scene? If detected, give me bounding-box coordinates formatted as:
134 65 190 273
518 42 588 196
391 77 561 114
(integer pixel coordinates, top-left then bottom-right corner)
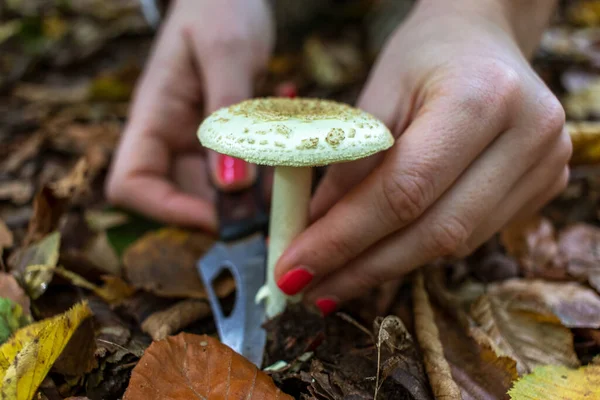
0 301 92 400
509 364 600 400
567 122 600 165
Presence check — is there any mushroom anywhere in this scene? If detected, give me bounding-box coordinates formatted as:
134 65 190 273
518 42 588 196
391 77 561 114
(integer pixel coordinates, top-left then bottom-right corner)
198 97 394 318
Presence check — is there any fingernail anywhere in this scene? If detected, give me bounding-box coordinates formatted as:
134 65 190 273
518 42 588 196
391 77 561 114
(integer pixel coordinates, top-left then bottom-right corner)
277 267 313 296
218 155 248 187
315 297 338 316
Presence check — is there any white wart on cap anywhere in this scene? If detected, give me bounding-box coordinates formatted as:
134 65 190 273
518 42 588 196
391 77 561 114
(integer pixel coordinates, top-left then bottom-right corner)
197 97 394 166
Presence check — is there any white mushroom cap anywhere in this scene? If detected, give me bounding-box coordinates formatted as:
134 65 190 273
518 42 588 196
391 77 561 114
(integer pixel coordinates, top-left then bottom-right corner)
197 97 394 167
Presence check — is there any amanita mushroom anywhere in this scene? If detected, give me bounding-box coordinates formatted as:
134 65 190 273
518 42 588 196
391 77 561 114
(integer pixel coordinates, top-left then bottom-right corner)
198 98 394 318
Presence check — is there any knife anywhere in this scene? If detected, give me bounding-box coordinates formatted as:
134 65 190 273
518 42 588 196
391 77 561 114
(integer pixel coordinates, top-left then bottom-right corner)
197 164 270 367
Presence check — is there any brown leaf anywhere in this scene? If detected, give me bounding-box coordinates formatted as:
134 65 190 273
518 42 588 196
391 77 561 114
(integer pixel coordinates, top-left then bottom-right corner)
567 122 600 166
563 77 600 120
0 272 30 315
412 272 462 399
123 333 293 400
469 292 580 375
500 215 567 280
0 181 34 205
558 223 600 292
23 186 68 246
141 299 211 341
413 272 518 400
0 131 45 174
123 228 233 299
52 317 98 376
49 157 94 203
487 279 600 329
0 219 13 253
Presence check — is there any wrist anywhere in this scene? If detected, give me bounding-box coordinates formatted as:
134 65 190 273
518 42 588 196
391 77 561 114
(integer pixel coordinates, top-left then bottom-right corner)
415 0 557 58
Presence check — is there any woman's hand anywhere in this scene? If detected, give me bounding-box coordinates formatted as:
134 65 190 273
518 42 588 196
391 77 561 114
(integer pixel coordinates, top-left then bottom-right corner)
274 0 571 314
106 0 273 232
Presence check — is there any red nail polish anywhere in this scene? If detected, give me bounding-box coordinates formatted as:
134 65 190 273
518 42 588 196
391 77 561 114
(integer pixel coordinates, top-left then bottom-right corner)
315 297 337 316
218 155 248 186
277 267 313 296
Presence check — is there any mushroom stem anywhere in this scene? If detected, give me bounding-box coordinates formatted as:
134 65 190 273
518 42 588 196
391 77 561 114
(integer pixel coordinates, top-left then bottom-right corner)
257 166 312 318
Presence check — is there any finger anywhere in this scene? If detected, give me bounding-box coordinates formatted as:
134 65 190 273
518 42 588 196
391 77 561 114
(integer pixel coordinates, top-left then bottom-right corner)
187 31 259 191
106 8 216 230
305 116 564 309
459 131 571 255
275 76 515 292
310 48 411 220
109 135 217 231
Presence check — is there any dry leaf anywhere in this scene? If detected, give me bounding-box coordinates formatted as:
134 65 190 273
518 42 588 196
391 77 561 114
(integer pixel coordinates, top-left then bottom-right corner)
303 35 365 88
563 77 600 119
52 317 97 376
469 293 580 375
412 272 462 399
414 272 519 399
0 301 92 400
9 231 61 299
123 228 232 299
49 157 93 202
45 266 134 305
487 279 600 329
84 210 129 232
500 216 567 280
567 0 600 26
0 181 34 205
508 364 600 400
558 223 600 292
22 186 68 246
0 272 30 314
82 232 121 276
141 299 211 341
0 131 45 174
0 220 13 254
123 333 293 400
567 122 600 165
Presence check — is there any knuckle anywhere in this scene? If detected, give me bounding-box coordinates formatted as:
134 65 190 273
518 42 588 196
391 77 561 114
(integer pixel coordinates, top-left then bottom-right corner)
450 61 521 121
381 168 433 225
429 216 470 256
558 131 574 165
534 92 566 140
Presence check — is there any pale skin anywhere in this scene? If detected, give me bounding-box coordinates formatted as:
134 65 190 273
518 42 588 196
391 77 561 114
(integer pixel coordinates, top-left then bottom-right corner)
106 0 572 314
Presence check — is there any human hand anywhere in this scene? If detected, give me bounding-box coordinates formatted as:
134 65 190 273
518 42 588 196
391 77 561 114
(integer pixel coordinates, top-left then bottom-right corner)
274 0 571 314
105 0 273 232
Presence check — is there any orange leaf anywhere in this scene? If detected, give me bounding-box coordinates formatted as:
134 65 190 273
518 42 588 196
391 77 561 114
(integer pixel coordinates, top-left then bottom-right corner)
123 333 293 400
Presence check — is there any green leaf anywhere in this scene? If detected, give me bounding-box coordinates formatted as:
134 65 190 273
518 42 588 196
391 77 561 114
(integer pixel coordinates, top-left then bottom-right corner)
0 299 31 345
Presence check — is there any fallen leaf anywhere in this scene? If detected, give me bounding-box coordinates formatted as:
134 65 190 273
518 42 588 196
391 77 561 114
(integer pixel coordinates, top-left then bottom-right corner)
48 157 93 203
0 301 93 400
567 0 600 26
412 272 462 399
487 279 600 329
0 131 45 174
22 186 68 246
0 272 30 314
500 215 567 280
42 266 134 305
81 232 121 276
563 77 600 119
0 220 13 254
0 299 31 345
52 317 97 376
414 272 519 399
469 292 580 375
9 231 61 299
141 299 211 341
508 364 600 400
567 122 600 165
558 223 600 291
303 35 365 88
123 228 232 299
123 333 293 400
0 181 34 204
84 210 129 232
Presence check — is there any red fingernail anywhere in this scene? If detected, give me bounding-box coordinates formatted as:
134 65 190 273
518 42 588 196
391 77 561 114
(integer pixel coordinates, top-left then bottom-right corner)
315 297 338 316
277 267 313 296
218 155 248 186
